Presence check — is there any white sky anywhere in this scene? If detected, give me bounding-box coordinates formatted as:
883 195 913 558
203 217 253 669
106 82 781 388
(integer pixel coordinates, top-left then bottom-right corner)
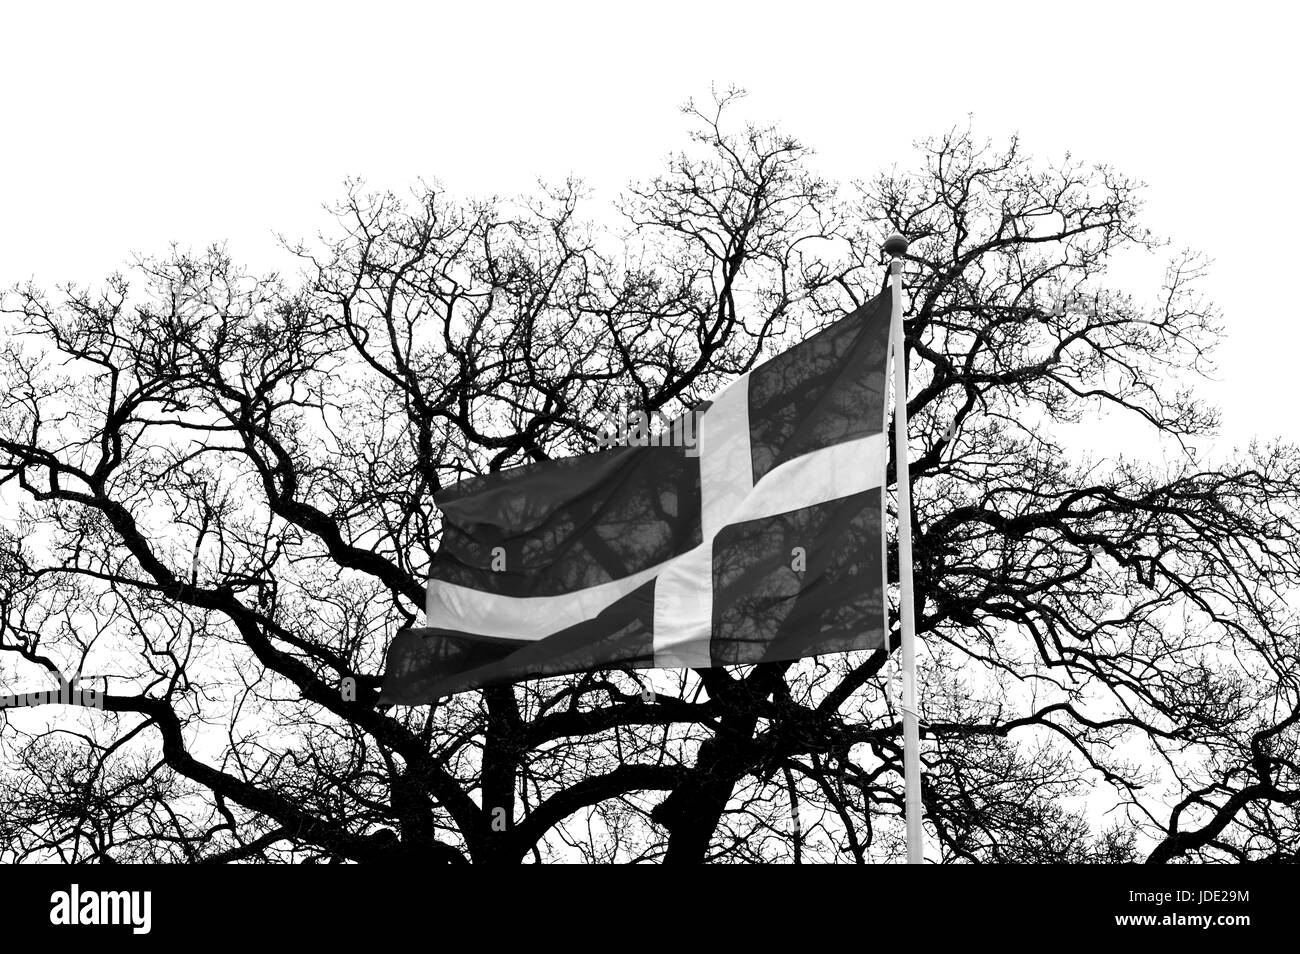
1 0 1295 453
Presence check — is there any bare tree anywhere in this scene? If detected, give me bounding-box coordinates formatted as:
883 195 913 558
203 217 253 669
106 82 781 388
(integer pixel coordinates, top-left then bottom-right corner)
2 91 1296 863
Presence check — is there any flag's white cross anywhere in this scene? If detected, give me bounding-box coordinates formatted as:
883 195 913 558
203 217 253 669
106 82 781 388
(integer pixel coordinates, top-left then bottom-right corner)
426 372 887 665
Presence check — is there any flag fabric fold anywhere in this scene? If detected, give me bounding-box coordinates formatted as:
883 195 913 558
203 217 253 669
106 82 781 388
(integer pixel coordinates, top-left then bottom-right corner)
379 290 894 704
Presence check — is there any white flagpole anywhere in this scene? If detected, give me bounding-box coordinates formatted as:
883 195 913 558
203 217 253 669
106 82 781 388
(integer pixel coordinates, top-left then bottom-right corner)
884 232 924 864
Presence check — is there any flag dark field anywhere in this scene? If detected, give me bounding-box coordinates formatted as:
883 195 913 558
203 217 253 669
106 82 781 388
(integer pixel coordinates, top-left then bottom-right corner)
379 290 895 703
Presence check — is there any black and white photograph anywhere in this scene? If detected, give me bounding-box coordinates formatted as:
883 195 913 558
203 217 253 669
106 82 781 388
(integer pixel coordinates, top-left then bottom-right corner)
0 0 1293 937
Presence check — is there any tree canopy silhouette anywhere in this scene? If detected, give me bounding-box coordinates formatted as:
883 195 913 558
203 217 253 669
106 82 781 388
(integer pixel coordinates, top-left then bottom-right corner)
2 91 1297 863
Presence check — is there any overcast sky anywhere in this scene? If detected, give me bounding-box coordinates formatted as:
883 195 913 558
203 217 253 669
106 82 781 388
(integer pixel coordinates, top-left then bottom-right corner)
2 0 1294 454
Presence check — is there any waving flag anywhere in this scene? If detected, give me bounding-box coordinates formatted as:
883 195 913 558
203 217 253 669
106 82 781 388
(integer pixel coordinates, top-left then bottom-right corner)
379 290 894 704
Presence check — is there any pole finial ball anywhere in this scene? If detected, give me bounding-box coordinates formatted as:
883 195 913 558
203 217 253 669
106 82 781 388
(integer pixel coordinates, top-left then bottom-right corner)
883 232 909 258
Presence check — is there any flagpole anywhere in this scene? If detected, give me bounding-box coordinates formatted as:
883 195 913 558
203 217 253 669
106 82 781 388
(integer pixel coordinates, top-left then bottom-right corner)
884 232 923 864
